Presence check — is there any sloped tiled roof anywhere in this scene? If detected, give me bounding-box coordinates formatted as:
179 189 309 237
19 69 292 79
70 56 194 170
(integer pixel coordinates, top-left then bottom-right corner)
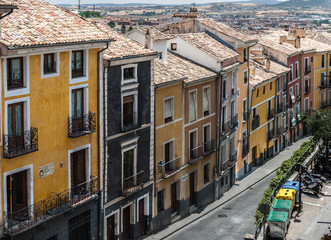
154 52 216 85
132 26 176 41
0 0 113 49
309 32 331 52
179 32 239 62
94 22 157 60
198 18 257 44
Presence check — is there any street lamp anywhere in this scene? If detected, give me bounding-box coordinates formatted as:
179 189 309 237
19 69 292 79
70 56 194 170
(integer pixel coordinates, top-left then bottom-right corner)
157 160 165 172
295 163 303 213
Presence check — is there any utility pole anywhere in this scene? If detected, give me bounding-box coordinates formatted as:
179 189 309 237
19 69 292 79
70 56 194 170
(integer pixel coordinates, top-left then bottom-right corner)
78 0 80 13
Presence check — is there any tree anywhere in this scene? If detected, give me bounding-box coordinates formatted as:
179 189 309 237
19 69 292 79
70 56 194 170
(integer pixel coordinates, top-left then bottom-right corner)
121 24 126 34
128 25 133 31
304 109 331 161
79 11 103 19
108 21 116 28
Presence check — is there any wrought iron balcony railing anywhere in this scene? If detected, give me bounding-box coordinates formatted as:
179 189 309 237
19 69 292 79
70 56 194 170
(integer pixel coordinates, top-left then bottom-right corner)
68 112 96 138
267 109 274 120
121 111 139 132
122 171 144 197
230 114 238 129
267 130 274 141
203 139 216 156
4 177 98 235
189 145 203 164
163 156 181 178
221 158 230 171
222 120 230 133
3 128 38 159
252 115 260 130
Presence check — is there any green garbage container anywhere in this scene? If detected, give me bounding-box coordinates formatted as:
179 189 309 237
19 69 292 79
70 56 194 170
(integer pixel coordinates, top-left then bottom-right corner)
271 199 293 217
267 210 289 239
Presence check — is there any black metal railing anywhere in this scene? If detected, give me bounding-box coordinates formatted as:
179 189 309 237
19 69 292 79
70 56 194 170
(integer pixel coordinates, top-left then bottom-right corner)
189 145 203 164
304 65 311 74
252 115 260 130
267 130 274 141
276 103 283 114
122 171 144 197
267 109 274 120
4 177 98 235
68 112 96 138
121 111 139 132
243 111 248 121
163 157 181 178
3 128 38 159
203 139 216 156
242 142 249 158
222 120 230 132
221 158 230 171
230 150 237 163
230 114 238 129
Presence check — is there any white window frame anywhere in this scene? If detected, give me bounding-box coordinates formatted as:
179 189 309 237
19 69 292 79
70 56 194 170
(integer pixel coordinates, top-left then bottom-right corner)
69 83 89 118
321 71 326 86
304 76 309 92
295 83 299 97
41 52 60 79
231 71 236 91
189 128 198 158
68 144 91 189
289 64 293 81
163 138 175 166
289 87 293 97
202 85 211 116
189 89 197 122
121 63 138 85
69 49 89 84
104 209 120 237
136 193 149 222
243 98 247 121
222 105 227 126
121 144 138 190
121 91 138 130
203 122 211 150
243 70 248 85
295 61 299 79
163 96 174 124
5 97 30 135
121 202 135 227
203 161 211 186
3 56 30 98
304 57 309 72
304 97 309 113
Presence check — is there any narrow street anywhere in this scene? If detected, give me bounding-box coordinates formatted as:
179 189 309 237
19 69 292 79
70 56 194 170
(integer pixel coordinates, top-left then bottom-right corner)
167 173 276 240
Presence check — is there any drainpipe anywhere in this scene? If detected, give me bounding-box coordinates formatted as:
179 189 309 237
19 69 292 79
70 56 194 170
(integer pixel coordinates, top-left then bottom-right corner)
215 74 219 200
97 41 110 240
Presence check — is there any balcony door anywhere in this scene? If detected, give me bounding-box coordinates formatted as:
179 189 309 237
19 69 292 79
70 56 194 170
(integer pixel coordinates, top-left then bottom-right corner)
71 88 84 131
189 131 197 160
7 170 28 214
123 149 134 190
71 149 87 192
123 95 135 129
164 141 174 172
8 102 24 151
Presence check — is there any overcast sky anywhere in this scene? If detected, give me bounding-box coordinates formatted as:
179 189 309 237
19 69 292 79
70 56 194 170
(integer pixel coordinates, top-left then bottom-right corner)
48 0 250 5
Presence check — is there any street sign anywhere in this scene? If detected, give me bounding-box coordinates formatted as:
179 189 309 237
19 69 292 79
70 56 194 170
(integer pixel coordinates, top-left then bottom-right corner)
259 203 270 214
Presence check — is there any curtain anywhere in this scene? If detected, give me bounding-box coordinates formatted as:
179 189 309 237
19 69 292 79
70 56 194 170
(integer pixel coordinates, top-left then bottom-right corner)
189 92 197 121
203 88 210 113
164 99 173 120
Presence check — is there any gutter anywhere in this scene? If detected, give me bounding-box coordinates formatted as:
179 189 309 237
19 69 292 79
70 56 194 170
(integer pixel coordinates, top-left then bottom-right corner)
183 75 218 87
155 78 185 89
107 52 159 63
97 41 110 240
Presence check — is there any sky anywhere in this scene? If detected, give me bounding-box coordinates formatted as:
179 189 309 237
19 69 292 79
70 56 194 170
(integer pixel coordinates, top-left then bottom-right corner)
48 0 253 5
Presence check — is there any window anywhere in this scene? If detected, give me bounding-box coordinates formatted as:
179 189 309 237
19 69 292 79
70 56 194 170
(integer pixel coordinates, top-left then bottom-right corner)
329 70 331 85
8 102 24 151
157 189 164 213
164 98 174 123
295 83 299 97
203 87 210 116
276 78 280 92
164 141 174 172
124 67 134 80
304 76 309 94
243 48 247 62
252 107 257 119
71 149 88 192
222 106 227 131
243 99 247 121
230 100 235 125
231 71 236 95
304 57 309 73
283 94 286 108
244 70 248 84
283 75 287 90
171 43 177 51
121 64 137 84
203 124 211 152
189 91 197 122
270 82 272 90
71 88 85 121
322 54 325 68
329 54 331 66
71 50 84 78
122 94 137 130
7 57 24 90
321 72 326 86
69 211 91 240
44 53 56 74
276 95 280 111
295 62 299 79
289 65 293 81
256 89 259 98
304 98 309 113
263 86 265 95
189 130 198 160
123 148 135 189
222 76 227 99
203 163 210 184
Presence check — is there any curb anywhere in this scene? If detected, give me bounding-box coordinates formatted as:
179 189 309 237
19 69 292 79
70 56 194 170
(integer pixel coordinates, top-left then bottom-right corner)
158 167 280 240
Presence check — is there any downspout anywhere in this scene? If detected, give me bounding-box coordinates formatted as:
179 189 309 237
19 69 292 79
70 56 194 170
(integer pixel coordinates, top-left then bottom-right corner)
299 51 303 138
215 74 219 200
97 41 110 240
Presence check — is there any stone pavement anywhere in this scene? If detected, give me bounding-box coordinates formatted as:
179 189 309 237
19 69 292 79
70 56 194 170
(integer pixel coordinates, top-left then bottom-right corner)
146 136 312 240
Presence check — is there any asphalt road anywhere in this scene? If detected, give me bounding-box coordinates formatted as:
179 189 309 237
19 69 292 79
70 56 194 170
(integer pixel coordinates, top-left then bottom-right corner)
167 172 276 240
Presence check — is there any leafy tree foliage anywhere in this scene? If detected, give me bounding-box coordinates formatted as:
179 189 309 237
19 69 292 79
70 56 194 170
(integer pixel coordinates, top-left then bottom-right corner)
79 11 103 18
108 21 116 28
128 25 133 31
121 24 126 34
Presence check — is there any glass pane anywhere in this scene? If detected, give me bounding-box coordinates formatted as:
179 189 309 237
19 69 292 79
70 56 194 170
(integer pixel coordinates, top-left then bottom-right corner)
15 105 21 135
124 150 134 178
76 91 82 118
71 91 75 117
8 106 12 136
11 59 21 81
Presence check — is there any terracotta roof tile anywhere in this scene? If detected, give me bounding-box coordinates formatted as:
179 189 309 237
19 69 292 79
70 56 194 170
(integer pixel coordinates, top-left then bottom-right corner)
132 26 176 41
179 32 239 62
0 0 113 49
94 22 157 60
154 51 216 85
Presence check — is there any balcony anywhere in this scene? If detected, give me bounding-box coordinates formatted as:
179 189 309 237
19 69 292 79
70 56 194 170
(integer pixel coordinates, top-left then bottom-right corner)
296 94 301 102
267 130 274 141
275 127 282 137
189 145 203 164
163 156 181 179
267 109 274 120
3 128 38 159
321 100 328 109
4 177 98 235
122 171 144 197
68 112 96 138
203 139 216 156
242 142 249 158
319 81 331 88
230 150 237 163
230 114 238 129
222 120 230 133
243 111 248 121
304 65 311 74
221 158 230 171
231 88 236 96
276 103 283 114
252 115 260 130
121 111 139 132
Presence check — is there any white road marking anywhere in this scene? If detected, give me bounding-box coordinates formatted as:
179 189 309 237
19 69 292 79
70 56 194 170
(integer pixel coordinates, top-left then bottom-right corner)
303 201 322 207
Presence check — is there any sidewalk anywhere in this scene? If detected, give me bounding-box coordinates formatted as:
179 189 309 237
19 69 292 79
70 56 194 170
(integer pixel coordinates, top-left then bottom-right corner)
146 136 312 240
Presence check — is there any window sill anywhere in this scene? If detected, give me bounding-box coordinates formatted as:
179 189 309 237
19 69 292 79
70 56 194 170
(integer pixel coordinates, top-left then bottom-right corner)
70 75 88 84
41 71 60 79
122 78 137 85
5 87 29 98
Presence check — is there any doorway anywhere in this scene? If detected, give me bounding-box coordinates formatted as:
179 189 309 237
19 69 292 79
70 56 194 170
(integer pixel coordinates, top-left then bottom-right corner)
189 172 196 207
122 205 132 240
171 182 178 214
138 199 146 237
71 149 87 194
107 215 115 240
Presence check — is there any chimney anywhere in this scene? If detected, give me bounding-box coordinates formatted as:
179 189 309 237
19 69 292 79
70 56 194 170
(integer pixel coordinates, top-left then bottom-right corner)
144 28 152 49
251 64 255 76
295 36 301 48
279 35 286 44
266 58 271 71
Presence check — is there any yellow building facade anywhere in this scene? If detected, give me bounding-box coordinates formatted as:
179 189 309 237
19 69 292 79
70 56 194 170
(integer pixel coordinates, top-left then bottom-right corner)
314 51 331 110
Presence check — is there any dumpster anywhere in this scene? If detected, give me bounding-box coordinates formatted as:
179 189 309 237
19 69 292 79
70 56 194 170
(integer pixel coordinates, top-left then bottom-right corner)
282 180 300 203
271 199 293 217
276 189 296 208
267 210 289 239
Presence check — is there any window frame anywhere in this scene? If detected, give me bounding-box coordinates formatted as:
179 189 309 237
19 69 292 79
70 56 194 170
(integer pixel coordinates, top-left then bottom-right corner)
304 57 309 72
163 96 174 124
121 91 138 130
203 162 210 185
243 70 248 85
69 84 89 119
322 54 325 68
304 97 309 113
295 83 299 97
121 64 138 85
69 49 88 84
203 85 211 117
157 189 165 214
189 128 198 160
41 52 60 78
203 123 211 153
189 89 197 122
295 62 299 79
289 64 293 81
121 144 137 191
171 43 177 51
